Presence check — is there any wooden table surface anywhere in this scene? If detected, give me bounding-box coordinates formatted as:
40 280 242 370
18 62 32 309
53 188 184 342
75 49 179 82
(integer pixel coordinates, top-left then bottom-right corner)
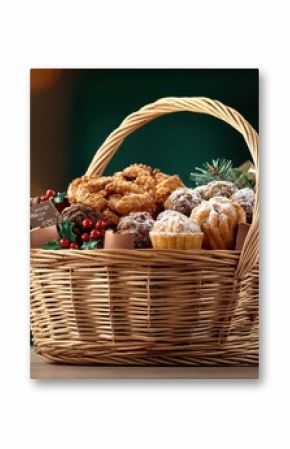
30 348 259 379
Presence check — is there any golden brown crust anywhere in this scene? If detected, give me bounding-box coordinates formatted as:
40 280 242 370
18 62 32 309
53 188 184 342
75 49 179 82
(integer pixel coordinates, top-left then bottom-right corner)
110 193 156 216
67 164 184 225
155 175 184 205
105 179 144 195
190 197 246 250
102 209 120 226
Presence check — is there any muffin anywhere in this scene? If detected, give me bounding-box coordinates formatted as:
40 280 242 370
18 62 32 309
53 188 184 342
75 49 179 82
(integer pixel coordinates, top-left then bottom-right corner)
231 188 255 223
164 187 203 217
192 185 208 199
156 210 188 221
150 214 203 250
190 197 246 250
61 203 101 236
203 180 238 200
117 211 155 248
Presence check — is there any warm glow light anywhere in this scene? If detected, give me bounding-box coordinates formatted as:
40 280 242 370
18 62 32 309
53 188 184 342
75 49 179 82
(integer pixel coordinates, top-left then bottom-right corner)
30 69 62 91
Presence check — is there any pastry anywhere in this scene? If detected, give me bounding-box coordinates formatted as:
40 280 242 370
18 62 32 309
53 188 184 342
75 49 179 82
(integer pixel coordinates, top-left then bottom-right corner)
192 185 208 199
117 211 155 248
154 172 185 206
165 187 203 216
203 180 238 200
157 210 188 221
150 214 203 250
231 188 255 223
109 192 156 217
190 197 246 250
67 164 184 225
61 204 101 236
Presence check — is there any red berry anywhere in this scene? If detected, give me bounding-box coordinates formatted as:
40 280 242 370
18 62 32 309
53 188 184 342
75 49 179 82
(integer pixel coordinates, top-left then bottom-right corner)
46 189 56 198
40 194 48 202
70 242 79 250
60 238 70 249
82 218 93 230
90 229 102 240
81 233 90 242
95 219 107 230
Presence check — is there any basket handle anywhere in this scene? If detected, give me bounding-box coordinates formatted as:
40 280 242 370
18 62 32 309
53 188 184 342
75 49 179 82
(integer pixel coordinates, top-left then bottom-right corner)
86 97 259 279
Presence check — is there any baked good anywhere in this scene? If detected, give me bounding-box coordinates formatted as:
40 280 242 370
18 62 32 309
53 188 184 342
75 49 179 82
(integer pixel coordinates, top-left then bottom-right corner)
192 185 208 199
67 164 184 225
150 214 203 250
61 204 101 236
231 188 255 223
190 197 246 250
154 172 184 206
165 187 203 216
117 211 155 248
203 180 238 200
109 192 155 217
157 210 188 221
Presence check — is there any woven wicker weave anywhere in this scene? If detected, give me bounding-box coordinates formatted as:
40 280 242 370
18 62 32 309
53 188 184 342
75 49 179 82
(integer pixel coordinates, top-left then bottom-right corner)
30 97 259 366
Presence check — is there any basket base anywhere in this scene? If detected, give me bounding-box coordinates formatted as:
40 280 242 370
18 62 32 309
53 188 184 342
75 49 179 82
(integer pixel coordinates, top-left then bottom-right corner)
31 347 258 378
33 339 259 367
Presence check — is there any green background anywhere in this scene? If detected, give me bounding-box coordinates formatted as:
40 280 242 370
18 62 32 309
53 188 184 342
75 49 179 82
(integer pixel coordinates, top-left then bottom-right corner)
31 69 258 194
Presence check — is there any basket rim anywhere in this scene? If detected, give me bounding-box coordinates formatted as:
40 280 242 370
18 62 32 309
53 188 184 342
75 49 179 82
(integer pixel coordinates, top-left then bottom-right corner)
30 248 242 255
30 247 244 269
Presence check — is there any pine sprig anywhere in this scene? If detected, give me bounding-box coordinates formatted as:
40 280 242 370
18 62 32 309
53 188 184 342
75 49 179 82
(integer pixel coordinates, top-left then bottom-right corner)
228 168 254 189
190 159 232 185
190 159 254 189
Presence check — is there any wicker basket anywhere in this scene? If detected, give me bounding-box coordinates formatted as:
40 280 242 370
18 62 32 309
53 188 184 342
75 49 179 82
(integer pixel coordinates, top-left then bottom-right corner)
30 97 259 366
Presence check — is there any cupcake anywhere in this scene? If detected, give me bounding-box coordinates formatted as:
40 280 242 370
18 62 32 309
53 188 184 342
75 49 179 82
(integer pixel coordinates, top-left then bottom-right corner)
203 180 238 200
150 214 203 250
192 185 208 199
231 187 255 223
164 187 203 217
156 210 188 221
117 211 155 248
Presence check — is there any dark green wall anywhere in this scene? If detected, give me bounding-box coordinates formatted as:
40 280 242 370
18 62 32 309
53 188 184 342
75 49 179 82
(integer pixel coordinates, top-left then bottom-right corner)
69 69 258 185
31 69 258 195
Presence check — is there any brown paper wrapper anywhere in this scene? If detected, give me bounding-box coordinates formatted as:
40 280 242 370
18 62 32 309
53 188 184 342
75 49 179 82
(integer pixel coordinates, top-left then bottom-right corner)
104 230 134 249
30 225 60 248
235 223 250 251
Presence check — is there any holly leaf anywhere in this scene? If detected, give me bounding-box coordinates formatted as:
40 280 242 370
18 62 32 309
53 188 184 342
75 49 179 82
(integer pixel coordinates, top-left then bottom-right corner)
41 240 61 250
58 219 77 242
81 239 101 250
53 191 67 204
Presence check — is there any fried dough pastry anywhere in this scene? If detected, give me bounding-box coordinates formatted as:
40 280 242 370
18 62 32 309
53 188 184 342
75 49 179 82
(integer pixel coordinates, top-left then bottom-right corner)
109 193 156 216
155 173 185 205
67 164 184 225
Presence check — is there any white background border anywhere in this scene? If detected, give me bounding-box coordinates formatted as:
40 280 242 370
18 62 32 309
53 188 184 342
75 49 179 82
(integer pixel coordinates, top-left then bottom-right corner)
0 1 288 447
